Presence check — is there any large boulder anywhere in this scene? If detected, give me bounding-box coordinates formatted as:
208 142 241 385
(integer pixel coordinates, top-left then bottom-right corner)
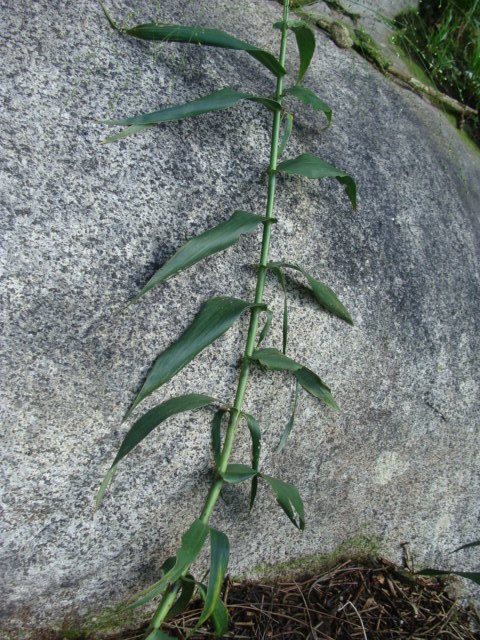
1 0 479 636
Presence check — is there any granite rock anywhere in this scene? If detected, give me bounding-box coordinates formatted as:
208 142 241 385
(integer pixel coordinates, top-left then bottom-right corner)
1 0 479 636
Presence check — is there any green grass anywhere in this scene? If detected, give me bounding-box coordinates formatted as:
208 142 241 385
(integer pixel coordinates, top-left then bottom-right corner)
393 0 480 145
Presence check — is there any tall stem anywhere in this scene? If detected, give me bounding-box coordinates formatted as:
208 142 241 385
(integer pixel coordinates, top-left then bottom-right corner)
151 1 290 630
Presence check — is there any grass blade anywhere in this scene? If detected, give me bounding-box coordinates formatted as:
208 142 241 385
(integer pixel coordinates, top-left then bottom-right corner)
126 297 263 419
211 409 226 466
416 569 480 586
197 529 230 626
101 4 286 77
196 583 229 636
284 85 332 127
451 540 480 553
294 367 339 409
256 308 274 347
269 261 353 325
131 211 267 303
262 475 305 530
166 575 195 620
278 379 299 452
251 347 301 371
242 413 262 509
220 464 257 483
277 153 357 209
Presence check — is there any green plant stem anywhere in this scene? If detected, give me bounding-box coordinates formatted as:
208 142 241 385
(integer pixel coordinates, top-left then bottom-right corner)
151 1 290 631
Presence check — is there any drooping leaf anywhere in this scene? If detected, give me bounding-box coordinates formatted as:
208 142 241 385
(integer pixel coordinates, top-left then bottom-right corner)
251 347 301 371
197 583 229 636
268 261 353 325
243 413 262 508
97 394 216 504
256 308 274 347
294 367 339 410
220 464 257 484
278 379 300 452
451 540 480 553
277 153 356 209
262 475 305 530
126 297 263 418
166 575 195 619
128 520 209 609
197 529 230 626
270 266 289 353
284 85 332 127
102 88 281 141
211 409 226 466
290 24 316 82
277 113 293 158
101 4 286 77
416 568 480 586
131 211 267 302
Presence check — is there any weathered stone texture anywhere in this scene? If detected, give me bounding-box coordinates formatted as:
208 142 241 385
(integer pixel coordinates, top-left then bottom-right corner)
1 0 479 636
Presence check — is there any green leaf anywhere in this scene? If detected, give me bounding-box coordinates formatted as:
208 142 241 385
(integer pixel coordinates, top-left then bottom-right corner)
277 113 293 158
290 24 316 82
269 261 353 325
97 394 216 505
128 519 209 609
277 153 357 209
126 297 263 418
197 583 229 636
242 413 262 509
211 410 225 467
284 85 332 127
262 475 305 530
166 575 195 620
251 347 301 371
270 266 289 353
256 308 274 347
416 569 480 586
197 529 230 626
101 4 286 77
278 379 299 452
103 124 153 144
294 367 339 410
102 88 281 141
131 211 267 302
220 464 257 484
451 540 480 553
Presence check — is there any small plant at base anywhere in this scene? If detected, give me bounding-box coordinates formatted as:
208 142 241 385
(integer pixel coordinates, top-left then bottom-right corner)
97 1 356 638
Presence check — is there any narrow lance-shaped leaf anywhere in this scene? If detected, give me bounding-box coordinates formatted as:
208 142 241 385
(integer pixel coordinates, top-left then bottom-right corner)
197 529 230 627
252 348 338 409
277 112 293 158
101 3 286 77
277 153 357 209
262 475 305 530
131 211 267 303
278 379 299 452
126 297 264 419
269 261 353 325
196 583 229 636
274 19 316 82
256 308 274 347
220 464 257 484
166 575 195 620
243 413 262 509
102 88 281 143
128 520 209 608
96 394 217 506
416 568 480 586
283 85 332 128
451 540 480 554
270 266 289 353
211 409 226 467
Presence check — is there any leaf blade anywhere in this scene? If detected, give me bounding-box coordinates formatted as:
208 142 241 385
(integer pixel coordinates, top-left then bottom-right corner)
290 24 316 82
211 409 226 467
278 379 300 452
284 85 332 127
251 347 301 372
294 367 339 410
220 463 257 484
126 297 263 418
197 529 230 626
263 475 305 530
277 153 357 209
101 7 286 77
132 211 267 302
277 113 294 158
416 569 480 586
243 413 262 509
